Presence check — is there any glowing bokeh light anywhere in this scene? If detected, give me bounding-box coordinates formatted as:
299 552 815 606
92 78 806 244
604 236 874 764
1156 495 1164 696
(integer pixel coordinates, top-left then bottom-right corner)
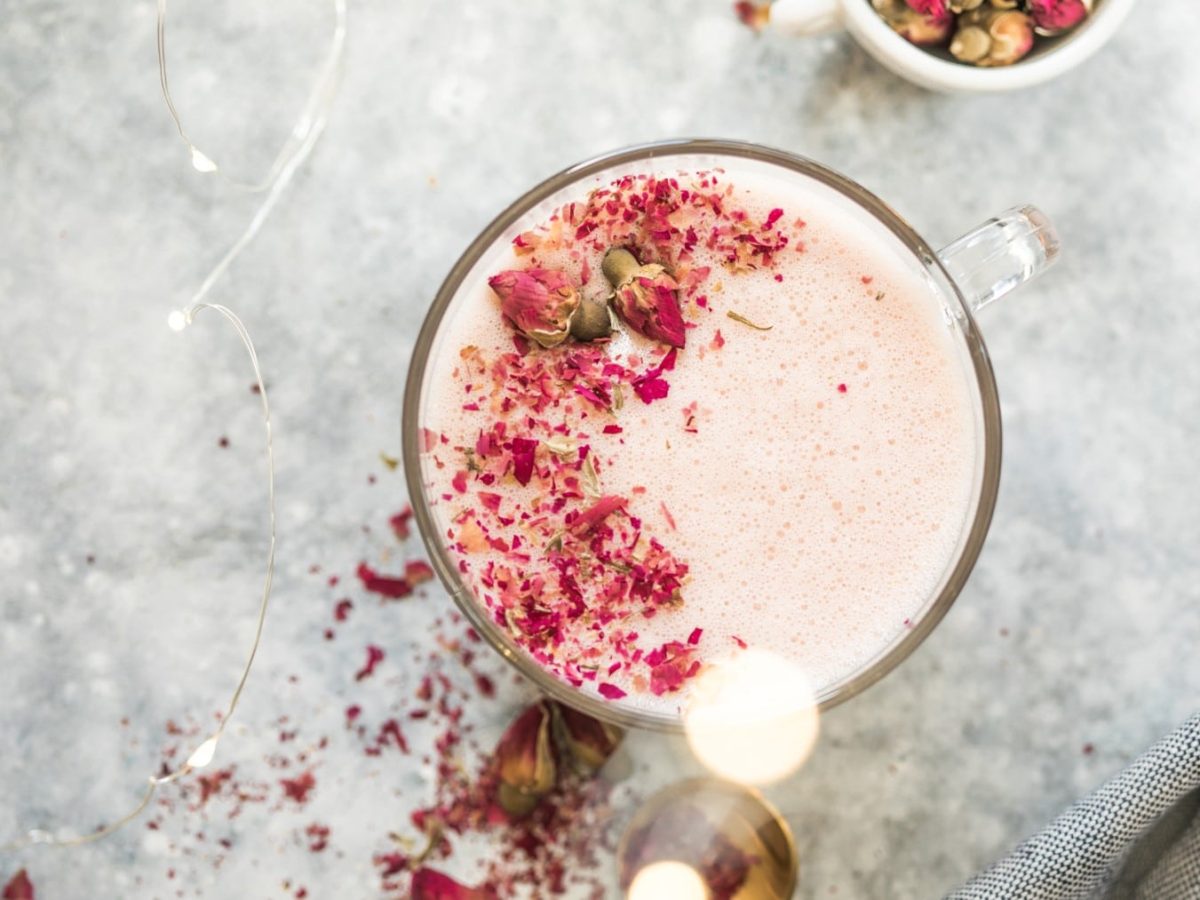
627 860 709 900
684 648 820 786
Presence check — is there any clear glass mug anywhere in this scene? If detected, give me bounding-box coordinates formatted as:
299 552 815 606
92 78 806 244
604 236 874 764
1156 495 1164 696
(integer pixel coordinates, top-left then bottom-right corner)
402 139 1059 730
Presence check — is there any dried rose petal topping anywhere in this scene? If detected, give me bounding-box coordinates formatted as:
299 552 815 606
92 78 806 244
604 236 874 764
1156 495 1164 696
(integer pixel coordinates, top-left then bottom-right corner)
1027 0 1087 32
630 347 678 405
598 682 627 700
436 171 817 706
569 495 627 537
494 701 557 817
612 269 687 348
2 871 33 900
488 268 580 349
632 371 670 404
510 437 538 486
411 868 495 900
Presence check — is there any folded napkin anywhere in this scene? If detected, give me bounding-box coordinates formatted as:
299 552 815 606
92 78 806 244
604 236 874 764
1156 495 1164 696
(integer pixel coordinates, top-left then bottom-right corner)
948 714 1200 900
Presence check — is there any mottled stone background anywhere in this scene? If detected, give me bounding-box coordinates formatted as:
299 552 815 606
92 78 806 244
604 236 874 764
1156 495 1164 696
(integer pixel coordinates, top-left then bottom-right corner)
1 1 1198 897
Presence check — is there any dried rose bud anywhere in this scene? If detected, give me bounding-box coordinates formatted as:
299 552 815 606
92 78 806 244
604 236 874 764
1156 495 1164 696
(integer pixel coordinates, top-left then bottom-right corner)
951 8 1034 66
411 868 494 900
1028 0 1088 35
948 0 985 10
950 23 991 61
600 247 642 287
602 248 687 349
494 701 557 817
873 0 953 45
553 702 625 775
903 0 951 20
569 297 612 342
488 268 580 349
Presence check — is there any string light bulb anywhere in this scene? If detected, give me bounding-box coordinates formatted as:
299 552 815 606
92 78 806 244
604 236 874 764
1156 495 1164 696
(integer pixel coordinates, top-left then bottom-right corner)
189 148 218 173
185 736 220 770
157 0 346 192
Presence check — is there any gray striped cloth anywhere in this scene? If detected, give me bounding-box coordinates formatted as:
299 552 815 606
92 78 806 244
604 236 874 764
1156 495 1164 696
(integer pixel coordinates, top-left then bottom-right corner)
948 714 1200 899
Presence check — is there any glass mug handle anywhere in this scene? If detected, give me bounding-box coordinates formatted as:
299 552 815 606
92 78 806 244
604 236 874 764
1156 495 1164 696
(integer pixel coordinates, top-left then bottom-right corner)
937 205 1061 313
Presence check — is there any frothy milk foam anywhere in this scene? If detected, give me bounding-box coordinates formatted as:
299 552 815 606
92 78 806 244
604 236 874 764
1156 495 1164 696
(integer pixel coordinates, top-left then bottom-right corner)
419 157 981 716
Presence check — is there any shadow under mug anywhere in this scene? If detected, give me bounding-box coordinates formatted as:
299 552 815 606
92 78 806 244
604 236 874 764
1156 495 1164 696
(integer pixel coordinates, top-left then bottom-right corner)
402 139 1060 731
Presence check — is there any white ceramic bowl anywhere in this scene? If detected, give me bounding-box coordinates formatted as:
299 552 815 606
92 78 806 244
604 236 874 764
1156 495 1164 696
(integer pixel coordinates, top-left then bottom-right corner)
770 0 1139 92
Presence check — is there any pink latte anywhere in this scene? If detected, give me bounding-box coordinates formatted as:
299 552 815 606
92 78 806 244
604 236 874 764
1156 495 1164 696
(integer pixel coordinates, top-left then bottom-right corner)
416 159 981 717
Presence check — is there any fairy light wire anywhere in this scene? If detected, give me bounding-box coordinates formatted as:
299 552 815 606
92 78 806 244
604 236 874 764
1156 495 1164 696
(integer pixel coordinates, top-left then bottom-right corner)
2 0 344 855
156 0 348 193
161 0 348 311
1 303 276 854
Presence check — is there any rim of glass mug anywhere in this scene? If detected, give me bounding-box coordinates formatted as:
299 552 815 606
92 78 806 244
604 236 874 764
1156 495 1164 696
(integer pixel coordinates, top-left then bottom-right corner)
402 139 1059 731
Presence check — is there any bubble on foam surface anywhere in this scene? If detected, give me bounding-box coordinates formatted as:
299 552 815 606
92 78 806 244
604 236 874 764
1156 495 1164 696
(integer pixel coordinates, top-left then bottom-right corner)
420 162 979 715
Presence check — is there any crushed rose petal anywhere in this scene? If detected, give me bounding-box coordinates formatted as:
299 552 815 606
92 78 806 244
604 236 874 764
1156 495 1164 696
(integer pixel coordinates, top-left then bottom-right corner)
390 506 414 540
2 871 34 900
357 562 415 599
355 644 386 681
280 770 316 804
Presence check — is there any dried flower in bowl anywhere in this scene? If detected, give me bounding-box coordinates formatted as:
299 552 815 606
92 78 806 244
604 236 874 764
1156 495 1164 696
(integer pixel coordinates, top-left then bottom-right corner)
1028 0 1090 34
869 0 1093 66
951 6 1035 65
872 0 955 45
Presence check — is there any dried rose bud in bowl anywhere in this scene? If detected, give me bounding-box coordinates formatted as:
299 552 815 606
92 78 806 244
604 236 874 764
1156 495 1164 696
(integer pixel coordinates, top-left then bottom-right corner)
871 0 954 45
750 0 1138 91
878 0 1083 67
949 5 1036 67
